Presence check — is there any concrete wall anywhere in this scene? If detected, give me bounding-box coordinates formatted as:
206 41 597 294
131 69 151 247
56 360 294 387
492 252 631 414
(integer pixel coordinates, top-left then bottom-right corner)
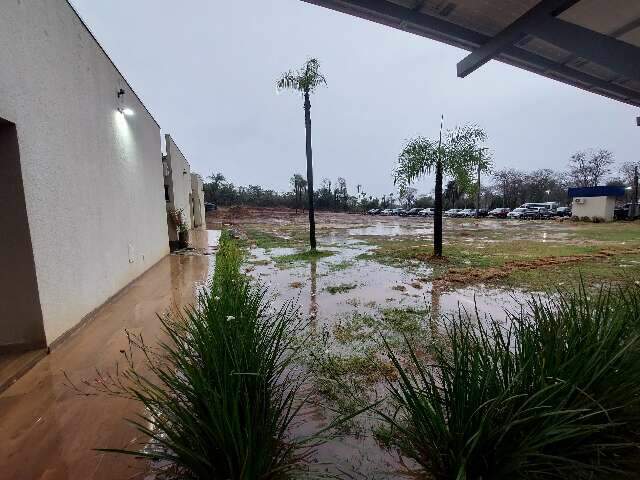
0 0 169 345
164 134 192 233
571 196 616 221
191 174 206 229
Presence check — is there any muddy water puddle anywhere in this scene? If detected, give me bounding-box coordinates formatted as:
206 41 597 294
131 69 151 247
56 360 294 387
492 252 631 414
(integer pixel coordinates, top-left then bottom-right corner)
243 234 528 478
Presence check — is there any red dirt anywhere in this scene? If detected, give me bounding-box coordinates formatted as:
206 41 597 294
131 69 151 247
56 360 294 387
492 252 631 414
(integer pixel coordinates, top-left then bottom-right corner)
435 247 640 288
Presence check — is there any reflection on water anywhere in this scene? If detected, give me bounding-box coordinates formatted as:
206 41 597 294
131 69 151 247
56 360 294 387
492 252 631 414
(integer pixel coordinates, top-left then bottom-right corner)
309 259 318 322
242 232 529 478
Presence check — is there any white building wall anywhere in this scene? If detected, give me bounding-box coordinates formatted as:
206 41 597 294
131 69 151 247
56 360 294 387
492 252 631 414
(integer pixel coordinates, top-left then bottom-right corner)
191 174 206 229
571 196 616 221
0 0 169 344
164 135 193 230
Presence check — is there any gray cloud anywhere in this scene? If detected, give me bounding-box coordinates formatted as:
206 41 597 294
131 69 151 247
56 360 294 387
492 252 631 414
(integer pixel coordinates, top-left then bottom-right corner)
71 0 639 197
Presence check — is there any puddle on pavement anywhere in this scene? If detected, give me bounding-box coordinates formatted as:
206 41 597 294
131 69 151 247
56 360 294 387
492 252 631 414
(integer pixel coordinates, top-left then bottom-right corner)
242 233 528 478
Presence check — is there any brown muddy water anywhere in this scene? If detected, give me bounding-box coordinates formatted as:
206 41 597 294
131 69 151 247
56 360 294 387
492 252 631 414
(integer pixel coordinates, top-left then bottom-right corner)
241 230 528 479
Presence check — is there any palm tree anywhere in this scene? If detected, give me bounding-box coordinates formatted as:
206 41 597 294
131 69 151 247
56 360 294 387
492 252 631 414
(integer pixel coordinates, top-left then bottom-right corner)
289 173 307 213
394 120 490 257
277 58 327 251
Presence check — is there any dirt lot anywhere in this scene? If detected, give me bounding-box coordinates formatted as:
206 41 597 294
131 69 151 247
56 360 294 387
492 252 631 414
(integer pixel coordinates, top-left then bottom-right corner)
207 206 640 478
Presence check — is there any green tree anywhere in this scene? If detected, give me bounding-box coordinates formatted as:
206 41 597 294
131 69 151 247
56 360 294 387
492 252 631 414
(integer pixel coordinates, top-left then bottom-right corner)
277 58 327 251
290 173 307 213
207 172 226 203
394 121 490 256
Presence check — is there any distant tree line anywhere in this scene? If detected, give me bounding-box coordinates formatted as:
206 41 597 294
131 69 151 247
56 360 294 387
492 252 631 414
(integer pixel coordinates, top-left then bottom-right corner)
204 151 637 212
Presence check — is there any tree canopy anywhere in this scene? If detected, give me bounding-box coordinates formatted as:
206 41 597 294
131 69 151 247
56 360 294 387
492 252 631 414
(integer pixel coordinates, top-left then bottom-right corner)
276 58 327 94
393 124 491 194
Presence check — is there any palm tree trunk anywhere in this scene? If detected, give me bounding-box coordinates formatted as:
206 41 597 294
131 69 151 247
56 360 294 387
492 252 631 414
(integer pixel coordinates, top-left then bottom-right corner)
304 90 316 251
434 158 443 256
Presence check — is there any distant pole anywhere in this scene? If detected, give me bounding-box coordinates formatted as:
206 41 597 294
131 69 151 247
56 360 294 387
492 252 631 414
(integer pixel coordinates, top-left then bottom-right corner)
631 165 638 220
475 151 481 219
434 114 444 257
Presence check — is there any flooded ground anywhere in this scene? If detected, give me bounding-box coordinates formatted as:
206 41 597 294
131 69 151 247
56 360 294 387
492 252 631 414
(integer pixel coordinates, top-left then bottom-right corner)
209 206 640 478
3 206 636 479
233 229 529 477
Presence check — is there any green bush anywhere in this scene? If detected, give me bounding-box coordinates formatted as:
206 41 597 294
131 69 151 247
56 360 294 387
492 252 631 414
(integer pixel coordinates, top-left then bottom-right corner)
92 231 311 479
380 282 640 479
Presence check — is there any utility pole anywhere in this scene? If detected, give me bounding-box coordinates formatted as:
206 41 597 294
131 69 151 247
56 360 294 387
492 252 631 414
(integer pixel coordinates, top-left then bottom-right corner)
475 154 481 219
631 165 638 220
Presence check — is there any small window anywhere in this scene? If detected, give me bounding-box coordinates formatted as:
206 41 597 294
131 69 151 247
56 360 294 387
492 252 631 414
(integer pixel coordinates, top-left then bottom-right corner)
164 185 170 202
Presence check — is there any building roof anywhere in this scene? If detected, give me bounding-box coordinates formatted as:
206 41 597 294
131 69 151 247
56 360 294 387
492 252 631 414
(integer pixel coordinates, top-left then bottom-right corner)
568 186 626 198
302 0 640 108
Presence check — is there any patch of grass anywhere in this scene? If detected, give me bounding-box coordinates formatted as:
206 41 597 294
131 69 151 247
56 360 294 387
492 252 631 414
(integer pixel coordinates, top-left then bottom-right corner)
77 231 314 478
379 282 640 479
243 228 298 249
326 283 357 295
571 222 640 243
327 260 355 272
360 235 640 289
272 249 334 267
333 313 377 344
318 353 396 384
505 254 640 291
247 258 270 266
381 307 428 334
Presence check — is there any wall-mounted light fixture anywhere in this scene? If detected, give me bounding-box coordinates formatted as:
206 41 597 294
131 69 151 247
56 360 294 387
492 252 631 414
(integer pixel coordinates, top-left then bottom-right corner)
116 88 134 116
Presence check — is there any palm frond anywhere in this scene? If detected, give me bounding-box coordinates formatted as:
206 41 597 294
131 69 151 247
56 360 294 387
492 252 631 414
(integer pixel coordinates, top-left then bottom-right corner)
276 58 326 94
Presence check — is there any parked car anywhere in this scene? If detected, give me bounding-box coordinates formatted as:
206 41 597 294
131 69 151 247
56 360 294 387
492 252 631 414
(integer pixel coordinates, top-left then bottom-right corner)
419 208 435 216
444 209 460 217
380 208 394 216
455 209 475 218
507 207 531 219
367 208 380 215
522 207 552 220
204 202 217 212
555 206 571 217
393 208 406 216
405 208 422 216
614 202 640 220
489 207 510 218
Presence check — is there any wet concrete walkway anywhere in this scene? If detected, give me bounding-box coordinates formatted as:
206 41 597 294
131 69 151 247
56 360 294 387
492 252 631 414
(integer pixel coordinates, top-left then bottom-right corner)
0 251 211 479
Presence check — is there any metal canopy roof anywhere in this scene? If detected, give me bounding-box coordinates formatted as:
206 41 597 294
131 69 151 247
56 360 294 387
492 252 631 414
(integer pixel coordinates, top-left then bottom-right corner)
301 0 640 108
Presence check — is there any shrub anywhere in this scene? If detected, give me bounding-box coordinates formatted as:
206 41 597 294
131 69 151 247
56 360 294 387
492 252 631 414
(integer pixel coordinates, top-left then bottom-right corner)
379 282 640 479
82 231 312 479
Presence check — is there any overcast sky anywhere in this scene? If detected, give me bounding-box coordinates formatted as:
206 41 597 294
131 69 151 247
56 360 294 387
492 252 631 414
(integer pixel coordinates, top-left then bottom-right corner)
71 0 639 197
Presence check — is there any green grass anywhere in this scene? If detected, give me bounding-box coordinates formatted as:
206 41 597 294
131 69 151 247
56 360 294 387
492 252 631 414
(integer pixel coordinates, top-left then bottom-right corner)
380 307 428 334
327 260 355 272
325 283 357 294
272 249 334 267
570 222 640 243
243 228 299 249
505 254 640 291
359 235 639 289
378 282 640 479
85 231 313 478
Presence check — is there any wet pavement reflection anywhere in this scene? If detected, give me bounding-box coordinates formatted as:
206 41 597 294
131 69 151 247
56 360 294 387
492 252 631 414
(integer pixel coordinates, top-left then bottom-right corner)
0 240 213 480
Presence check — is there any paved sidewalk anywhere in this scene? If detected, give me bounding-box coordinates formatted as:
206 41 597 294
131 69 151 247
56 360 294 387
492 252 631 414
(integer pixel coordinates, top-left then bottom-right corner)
0 252 211 480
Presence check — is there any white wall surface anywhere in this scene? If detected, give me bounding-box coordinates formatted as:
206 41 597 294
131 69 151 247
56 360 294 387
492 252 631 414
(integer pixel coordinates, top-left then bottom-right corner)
571 196 615 221
191 174 206 229
0 0 169 344
165 134 192 229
